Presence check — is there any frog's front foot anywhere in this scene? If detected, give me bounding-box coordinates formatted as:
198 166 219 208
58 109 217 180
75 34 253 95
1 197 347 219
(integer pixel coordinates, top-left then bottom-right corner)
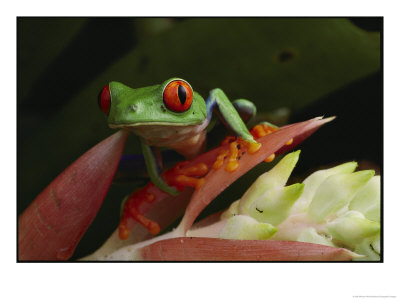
249 122 293 162
213 135 261 173
212 122 294 173
164 161 209 191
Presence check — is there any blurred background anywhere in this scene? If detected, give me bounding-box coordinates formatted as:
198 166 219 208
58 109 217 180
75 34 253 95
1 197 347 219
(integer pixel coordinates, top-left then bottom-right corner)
17 17 382 259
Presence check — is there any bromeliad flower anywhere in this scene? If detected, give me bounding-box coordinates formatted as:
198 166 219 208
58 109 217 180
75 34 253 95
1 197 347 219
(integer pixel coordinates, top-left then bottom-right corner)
220 151 380 261
19 116 377 261
91 149 379 261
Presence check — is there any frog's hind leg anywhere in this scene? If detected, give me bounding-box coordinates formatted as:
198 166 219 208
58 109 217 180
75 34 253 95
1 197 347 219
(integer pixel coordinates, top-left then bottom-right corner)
140 138 180 196
118 159 209 240
119 187 160 240
140 136 208 196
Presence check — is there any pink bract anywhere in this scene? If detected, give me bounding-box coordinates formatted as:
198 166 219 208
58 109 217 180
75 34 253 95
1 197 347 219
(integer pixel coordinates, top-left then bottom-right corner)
19 117 338 261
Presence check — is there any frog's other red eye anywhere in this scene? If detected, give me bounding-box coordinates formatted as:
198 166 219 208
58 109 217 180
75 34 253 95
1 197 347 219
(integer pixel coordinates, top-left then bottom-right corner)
163 80 193 112
98 84 111 115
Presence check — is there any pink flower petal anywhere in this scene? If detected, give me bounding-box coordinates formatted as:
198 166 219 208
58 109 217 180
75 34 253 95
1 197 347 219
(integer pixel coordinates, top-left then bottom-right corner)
140 237 354 261
18 130 129 261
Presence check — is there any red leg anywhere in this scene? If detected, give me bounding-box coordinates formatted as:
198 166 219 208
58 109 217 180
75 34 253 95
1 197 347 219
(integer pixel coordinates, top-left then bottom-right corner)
118 162 209 240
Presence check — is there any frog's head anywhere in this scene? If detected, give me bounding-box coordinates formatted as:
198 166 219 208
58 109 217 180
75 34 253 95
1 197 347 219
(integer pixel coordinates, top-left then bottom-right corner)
98 78 207 128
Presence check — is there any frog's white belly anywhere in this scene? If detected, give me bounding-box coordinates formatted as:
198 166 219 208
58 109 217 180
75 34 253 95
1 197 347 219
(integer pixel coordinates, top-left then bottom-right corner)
129 120 209 159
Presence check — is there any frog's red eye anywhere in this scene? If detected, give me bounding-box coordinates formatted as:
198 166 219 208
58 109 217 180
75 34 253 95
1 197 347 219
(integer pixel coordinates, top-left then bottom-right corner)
163 80 193 112
98 84 111 115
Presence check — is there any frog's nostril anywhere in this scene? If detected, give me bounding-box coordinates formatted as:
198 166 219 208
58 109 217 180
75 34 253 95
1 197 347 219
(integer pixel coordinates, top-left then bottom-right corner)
98 84 111 115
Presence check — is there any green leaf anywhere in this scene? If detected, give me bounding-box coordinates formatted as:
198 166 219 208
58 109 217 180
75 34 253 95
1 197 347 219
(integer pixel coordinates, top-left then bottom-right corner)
308 170 375 222
327 211 380 248
293 162 358 212
371 234 380 254
238 150 300 214
219 215 277 240
297 227 335 247
220 199 240 219
248 183 304 225
353 236 381 261
349 176 381 222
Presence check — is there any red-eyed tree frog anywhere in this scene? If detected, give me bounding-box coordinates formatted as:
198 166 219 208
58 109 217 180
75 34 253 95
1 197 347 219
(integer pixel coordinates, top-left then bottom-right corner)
98 78 260 196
